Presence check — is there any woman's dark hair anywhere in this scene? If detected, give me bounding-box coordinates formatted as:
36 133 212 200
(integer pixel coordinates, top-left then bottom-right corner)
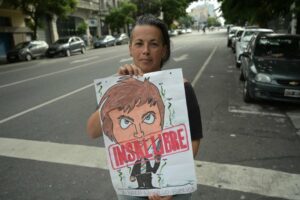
131 15 171 67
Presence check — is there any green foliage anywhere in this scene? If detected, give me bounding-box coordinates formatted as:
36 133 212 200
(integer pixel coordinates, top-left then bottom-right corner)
161 0 191 27
219 0 297 27
3 0 77 39
105 1 137 33
130 0 161 16
207 17 221 27
77 22 88 35
129 0 196 28
178 15 194 28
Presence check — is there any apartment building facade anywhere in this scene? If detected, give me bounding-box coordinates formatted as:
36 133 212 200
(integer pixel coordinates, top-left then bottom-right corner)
0 0 123 58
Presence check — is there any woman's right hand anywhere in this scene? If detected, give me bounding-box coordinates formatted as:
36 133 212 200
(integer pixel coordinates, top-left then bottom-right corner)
118 64 144 76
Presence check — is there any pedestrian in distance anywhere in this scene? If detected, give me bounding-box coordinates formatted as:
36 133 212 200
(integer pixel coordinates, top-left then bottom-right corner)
86 14 203 200
202 26 206 34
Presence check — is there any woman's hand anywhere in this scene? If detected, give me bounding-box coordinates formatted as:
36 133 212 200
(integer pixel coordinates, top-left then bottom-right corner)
118 64 144 76
148 194 173 200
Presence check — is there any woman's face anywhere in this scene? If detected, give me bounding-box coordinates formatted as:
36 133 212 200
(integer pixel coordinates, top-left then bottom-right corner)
129 25 167 73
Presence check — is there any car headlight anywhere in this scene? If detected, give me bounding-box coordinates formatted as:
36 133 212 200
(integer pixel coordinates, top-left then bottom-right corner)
255 73 271 83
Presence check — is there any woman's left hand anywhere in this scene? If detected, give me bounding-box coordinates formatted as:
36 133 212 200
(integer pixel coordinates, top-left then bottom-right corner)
148 194 172 200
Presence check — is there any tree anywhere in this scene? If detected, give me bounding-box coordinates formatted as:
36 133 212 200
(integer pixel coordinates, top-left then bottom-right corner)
77 22 88 35
129 0 196 28
161 0 192 27
105 1 137 34
207 17 221 27
178 15 194 28
130 0 161 17
218 0 299 33
2 0 77 40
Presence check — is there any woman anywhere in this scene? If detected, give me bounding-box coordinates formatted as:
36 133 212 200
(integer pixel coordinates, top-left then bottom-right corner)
87 15 203 200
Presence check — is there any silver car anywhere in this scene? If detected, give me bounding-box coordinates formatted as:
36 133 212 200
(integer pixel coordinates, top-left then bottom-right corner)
235 28 273 67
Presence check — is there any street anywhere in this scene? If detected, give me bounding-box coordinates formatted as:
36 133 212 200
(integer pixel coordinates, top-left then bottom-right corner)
1 30 300 200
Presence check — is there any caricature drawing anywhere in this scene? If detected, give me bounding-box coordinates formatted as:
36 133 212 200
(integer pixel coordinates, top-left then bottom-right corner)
99 77 165 189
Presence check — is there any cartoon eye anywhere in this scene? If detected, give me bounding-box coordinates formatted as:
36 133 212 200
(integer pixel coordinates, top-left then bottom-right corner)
119 117 132 129
143 112 155 124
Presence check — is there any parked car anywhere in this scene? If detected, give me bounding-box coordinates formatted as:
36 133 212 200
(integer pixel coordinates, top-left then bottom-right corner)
186 28 192 33
114 33 129 45
6 40 48 62
93 35 116 48
239 33 300 103
235 28 273 67
168 29 179 37
46 36 86 57
231 28 244 53
227 26 241 47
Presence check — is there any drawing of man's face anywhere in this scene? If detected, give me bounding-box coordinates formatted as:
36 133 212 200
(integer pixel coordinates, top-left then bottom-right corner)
108 103 162 144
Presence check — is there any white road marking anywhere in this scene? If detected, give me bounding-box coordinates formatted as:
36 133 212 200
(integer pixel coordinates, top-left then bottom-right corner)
119 57 133 63
197 161 300 200
0 83 93 124
0 63 44 75
0 53 127 89
0 137 299 200
71 56 98 64
228 106 286 118
173 54 188 62
0 137 107 169
192 46 218 87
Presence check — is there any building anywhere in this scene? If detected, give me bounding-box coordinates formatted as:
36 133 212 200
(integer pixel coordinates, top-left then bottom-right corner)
0 0 123 59
0 7 33 60
189 3 216 29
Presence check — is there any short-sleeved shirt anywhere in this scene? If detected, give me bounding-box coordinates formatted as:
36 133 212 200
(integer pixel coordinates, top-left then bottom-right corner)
184 82 203 140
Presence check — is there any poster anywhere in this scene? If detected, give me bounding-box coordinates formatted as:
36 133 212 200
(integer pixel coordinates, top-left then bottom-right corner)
94 69 197 196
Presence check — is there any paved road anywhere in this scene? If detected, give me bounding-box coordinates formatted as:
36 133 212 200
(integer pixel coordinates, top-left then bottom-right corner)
0 30 300 200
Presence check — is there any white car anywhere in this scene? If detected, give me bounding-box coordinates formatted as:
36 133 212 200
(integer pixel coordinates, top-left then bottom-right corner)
235 28 273 67
227 26 242 47
231 28 244 53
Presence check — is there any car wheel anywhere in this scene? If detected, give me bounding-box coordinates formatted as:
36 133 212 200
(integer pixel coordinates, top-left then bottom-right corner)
65 49 71 57
243 80 253 103
81 47 86 54
25 53 32 61
227 40 231 47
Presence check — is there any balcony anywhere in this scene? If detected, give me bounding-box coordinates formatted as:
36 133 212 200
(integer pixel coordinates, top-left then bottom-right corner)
77 0 100 11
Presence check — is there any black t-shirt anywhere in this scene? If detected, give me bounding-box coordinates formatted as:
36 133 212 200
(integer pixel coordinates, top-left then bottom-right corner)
184 82 203 140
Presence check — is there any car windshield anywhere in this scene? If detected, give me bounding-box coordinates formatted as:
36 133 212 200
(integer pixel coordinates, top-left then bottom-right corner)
15 42 30 49
255 37 300 59
229 29 237 35
114 34 121 38
243 31 255 42
55 38 69 44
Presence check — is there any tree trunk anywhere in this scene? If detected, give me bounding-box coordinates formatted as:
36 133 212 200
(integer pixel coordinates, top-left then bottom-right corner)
33 16 39 40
